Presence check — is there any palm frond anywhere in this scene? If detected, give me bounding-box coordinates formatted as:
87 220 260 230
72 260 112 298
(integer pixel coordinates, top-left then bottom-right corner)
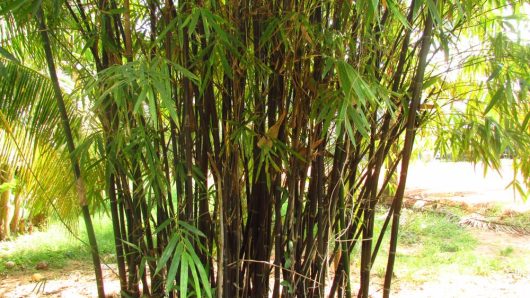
0 57 97 228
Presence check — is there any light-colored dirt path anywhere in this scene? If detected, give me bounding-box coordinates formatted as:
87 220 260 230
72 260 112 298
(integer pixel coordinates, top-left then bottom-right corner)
0 261 120 298
392 271 529 298
405 159 529 211
389 229 530 298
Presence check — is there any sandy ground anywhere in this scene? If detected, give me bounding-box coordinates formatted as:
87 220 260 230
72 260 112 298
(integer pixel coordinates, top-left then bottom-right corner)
1 160 529 297
388 228 530 298
391 160 530 298
405 159 529 211
0 261 121 298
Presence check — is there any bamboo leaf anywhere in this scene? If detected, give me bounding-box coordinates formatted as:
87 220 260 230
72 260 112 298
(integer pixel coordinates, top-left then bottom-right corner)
187 256 201 298
155 234 180 275
187 242 212 298
167 60 200 84
180 251 190 298
484 86 504 115
426 0 443 26
388 0 411 29
179 220 207 238
165 241 184 293
188 8 200 37
487 64 503 82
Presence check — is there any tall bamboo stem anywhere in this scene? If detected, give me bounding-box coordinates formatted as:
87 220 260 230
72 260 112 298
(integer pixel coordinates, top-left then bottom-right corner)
36 6 105 298
383 3 436 297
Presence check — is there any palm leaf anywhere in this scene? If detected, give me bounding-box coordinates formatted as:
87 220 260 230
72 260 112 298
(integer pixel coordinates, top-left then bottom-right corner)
0 57 99 227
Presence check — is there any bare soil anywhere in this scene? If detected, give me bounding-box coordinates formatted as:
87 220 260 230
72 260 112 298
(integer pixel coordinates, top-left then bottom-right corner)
390 160 530 298
387 229 530 298
0 261 121 298
1 160 529 297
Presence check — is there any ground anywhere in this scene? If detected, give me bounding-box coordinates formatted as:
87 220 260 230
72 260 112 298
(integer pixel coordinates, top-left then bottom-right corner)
390 228 530 298
0 261 120 298
389 160 530 298
1 160 529 297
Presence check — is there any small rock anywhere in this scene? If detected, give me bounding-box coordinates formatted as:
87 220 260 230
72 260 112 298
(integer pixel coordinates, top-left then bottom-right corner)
36 261 49 270
5 261 15 269
31 273 44 282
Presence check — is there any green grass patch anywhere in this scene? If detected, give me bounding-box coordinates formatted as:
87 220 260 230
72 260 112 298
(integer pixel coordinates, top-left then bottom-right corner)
0 214 115 273
366 209 513 284
500 246 514 257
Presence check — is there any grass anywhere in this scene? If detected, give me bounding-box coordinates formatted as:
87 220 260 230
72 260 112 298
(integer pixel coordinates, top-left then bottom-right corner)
0 213 115 273
500 246 514 257
363 208 530 284
365 209 476 283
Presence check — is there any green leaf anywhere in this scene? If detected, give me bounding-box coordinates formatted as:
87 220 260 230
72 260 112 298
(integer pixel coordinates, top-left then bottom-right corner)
349 107 369 138
426 0 443 26
187 257 201 298
134 87 147 114
165 241 184 293
188 8 200 37
388 0 411 29
0 0 33 15
423 75 440 89
337 61 353 99
337 60 377 106
139 256 148 278
167 60 199 84
200 9 211 40
487 64 503 82
260 17 280 47
188 247 212 298
121 240 141 252
216 45 232 78
0 47 19 63
484 86 504 115
179 221 207 238
103 7 126 15
155 234 179 275
149 17 179 51
180 252 190 298
147 88 158 127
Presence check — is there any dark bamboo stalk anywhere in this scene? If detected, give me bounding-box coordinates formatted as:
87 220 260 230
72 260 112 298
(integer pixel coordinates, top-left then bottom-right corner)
36 6 105 298
383 3 436 297
108 173 128 292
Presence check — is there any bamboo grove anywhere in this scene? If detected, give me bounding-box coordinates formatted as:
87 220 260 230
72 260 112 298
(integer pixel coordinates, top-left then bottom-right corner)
1 0 529 297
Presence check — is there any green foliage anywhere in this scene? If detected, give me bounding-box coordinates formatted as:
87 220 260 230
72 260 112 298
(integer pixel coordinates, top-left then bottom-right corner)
0 215 115 273
1 0 529 296
500 246 514 257
0 177 16 193
157 221 212 298
0 58 102 227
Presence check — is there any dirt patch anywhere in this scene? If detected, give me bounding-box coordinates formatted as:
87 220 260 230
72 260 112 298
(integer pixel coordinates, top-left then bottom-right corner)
389 229 530 297
393 160 530 297
473 229 530 258
0 261 120 298
392 272 529 298
405 160 529 212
